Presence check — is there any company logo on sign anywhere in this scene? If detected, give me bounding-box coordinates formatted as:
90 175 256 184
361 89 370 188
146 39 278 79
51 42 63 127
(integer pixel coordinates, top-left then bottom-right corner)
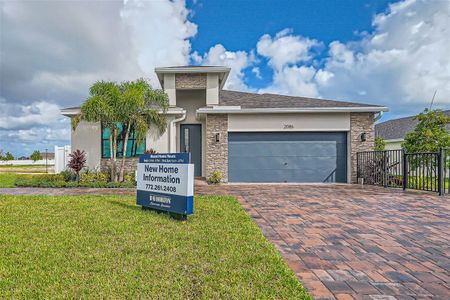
136 153 194 216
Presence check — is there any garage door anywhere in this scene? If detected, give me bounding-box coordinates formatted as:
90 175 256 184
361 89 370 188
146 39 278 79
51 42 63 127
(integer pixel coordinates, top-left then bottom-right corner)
228 132 347 183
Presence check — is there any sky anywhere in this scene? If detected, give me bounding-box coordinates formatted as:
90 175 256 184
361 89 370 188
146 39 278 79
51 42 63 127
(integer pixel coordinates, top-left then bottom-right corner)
0 0 449 157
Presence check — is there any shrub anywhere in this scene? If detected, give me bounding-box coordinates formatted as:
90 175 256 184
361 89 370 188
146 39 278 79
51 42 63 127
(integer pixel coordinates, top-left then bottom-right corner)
68 150 87 180
60 169 77 182
208 170 223 185
123 172 135 182
79 172 108 184
15 174 65 187
144 148 157 154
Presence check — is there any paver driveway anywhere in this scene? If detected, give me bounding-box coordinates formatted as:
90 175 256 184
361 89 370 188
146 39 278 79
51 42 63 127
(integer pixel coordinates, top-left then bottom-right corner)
197 184 450 299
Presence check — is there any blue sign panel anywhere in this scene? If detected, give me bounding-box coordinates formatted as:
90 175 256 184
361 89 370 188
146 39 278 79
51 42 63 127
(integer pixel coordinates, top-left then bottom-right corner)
136 153 194 215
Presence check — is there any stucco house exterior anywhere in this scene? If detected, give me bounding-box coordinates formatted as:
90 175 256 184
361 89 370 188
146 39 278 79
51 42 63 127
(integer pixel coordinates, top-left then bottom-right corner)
375 110 450 150
62 66 388 183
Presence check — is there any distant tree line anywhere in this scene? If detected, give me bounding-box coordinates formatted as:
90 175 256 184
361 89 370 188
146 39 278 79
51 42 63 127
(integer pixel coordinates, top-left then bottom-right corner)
0 150 45 161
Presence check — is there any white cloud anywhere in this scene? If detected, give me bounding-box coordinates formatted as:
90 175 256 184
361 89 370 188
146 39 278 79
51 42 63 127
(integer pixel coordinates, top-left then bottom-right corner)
1 0 197 155
253 0 449 115
120 0 197 86
316 0 450 112
257 29 321 71
193 44 255 91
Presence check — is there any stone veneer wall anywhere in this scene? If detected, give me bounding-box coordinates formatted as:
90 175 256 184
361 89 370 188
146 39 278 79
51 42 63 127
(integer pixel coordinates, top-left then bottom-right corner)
350 112 375 183
101 158 139 175
175 73 206 89
205 114 228 182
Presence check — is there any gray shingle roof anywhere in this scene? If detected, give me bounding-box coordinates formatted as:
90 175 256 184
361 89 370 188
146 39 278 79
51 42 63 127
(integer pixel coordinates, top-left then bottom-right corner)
375 110 450 140
219 90 383 109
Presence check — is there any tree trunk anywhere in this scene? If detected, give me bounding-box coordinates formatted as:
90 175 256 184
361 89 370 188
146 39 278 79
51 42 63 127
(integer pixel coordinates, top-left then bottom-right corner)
109 130 115 182
112 127 118 182
119 122 131 182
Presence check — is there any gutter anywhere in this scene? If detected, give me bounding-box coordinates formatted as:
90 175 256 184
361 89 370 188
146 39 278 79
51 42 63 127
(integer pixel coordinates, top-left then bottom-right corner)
197 106 389 114
374 111 384 121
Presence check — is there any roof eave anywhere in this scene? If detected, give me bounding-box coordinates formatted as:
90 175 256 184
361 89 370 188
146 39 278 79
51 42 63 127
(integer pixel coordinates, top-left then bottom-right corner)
197 106 389 114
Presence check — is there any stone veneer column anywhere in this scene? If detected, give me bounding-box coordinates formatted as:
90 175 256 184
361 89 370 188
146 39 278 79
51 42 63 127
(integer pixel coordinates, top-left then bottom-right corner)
205 114 228 182
350 112 375 183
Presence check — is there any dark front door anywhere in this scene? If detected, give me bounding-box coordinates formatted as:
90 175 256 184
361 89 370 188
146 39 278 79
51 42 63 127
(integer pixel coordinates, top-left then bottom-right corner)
180 124 202 177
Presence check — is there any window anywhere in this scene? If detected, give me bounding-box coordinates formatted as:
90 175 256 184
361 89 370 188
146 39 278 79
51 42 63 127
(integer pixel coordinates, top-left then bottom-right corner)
101 123 146 158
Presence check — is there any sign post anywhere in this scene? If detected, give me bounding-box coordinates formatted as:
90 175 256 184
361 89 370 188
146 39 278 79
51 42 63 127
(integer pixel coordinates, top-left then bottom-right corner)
136 153 194 219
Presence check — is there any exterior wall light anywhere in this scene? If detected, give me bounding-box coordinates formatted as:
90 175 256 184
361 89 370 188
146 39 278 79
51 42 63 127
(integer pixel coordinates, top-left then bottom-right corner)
360 132 367 142
215 133 220 143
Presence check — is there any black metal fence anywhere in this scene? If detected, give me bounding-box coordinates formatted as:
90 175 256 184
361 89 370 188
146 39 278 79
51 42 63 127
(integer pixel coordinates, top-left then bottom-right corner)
357 149 450 195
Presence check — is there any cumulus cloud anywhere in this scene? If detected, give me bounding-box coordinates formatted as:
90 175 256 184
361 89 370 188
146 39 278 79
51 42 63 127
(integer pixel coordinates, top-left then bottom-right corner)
317 0 450 113
0 0 196 155
257 28 321 71
254 0 449 115
192 44 255 91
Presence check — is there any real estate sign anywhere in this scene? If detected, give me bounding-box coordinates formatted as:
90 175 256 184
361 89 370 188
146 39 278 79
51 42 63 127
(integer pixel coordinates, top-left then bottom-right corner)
136 153 194 216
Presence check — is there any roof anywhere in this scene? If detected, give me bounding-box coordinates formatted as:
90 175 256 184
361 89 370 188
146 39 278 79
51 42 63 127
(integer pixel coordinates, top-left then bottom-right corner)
375 110 450 140
219 90 384 109
62 89 387 116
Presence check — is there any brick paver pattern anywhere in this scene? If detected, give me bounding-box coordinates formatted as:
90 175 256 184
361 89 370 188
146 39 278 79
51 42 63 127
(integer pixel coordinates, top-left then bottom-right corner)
197 184 450 300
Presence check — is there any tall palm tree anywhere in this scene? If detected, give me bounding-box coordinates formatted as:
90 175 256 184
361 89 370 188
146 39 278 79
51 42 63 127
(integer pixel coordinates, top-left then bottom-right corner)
72 79 168 182
116 79 169 181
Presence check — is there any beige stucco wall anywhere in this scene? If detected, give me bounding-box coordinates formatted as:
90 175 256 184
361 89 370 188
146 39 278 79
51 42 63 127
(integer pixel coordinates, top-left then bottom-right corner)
71 120 101 170
146 116 175 153
228 113 351 132
206 73 219 106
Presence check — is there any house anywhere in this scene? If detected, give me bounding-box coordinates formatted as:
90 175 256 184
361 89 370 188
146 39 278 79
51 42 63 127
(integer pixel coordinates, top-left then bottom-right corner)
375 110 450 150
40 152 55 160
61 66 388 183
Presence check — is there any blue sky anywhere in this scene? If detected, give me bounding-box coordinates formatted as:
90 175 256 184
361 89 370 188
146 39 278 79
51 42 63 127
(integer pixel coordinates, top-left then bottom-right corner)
188 0 392 88
0 0 449 156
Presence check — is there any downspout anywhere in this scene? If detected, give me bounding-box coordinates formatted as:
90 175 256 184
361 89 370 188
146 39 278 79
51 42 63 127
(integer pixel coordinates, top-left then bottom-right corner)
374 111 383 121
169 112 186 153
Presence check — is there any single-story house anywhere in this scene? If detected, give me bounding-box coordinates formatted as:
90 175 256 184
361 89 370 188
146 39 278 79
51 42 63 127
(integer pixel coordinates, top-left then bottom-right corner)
375 110 450 150
62 66 388 183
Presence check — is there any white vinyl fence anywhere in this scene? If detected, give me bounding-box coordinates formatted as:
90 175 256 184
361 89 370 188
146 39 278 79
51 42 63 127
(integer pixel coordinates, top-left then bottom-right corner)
54 145 71 174
0 159 55 166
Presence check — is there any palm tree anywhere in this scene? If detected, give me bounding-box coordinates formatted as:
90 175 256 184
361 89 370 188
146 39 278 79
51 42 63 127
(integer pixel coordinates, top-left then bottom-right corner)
116 79 168 181
72 81 121 181
72 79 168 182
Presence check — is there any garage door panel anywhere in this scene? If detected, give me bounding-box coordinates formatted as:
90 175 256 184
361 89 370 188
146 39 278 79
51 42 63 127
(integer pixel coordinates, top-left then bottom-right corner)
229 155 338 171
229 141 339 157
228 132 347 183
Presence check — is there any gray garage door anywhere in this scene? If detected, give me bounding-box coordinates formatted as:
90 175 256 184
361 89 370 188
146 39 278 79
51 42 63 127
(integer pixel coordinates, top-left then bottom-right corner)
228 132 347 183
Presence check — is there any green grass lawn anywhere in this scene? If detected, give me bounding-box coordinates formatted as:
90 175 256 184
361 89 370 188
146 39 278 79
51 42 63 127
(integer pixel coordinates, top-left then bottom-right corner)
0 195 310 299
0 173 17 187
0 164 49 168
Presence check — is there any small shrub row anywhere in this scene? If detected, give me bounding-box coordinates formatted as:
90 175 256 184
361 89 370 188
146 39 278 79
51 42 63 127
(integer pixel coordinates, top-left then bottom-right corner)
14 173 136 188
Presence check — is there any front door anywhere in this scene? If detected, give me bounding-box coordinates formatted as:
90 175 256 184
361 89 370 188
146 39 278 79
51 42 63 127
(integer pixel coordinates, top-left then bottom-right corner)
180 124 202 176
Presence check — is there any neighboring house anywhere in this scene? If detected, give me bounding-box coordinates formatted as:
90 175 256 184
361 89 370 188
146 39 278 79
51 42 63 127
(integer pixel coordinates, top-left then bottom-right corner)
62 66 388 183
40 152 55 160
375 110 450 150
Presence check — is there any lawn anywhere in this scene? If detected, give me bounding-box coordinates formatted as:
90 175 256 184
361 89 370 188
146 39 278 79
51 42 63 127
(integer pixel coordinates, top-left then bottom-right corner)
0 195 310 299
0 173 17 187
0 164 49 168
